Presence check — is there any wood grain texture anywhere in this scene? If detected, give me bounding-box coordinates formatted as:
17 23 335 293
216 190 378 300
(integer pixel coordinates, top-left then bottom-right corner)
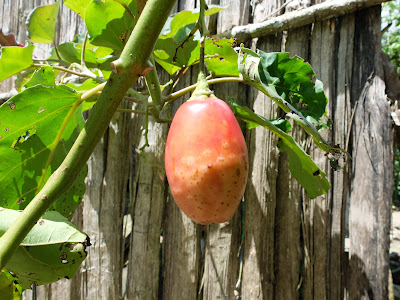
346 6 393 299
0 1 393 299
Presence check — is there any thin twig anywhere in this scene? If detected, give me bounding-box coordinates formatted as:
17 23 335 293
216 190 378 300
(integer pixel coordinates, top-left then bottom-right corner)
32 63 93 78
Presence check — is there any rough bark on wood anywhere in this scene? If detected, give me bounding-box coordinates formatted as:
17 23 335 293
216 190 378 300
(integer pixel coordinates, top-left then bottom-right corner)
273 23 310 300
240 3 284 296
329 13 355 300
201 1 249 299
126 115 168 299
219 0 389 42
346 6 393 299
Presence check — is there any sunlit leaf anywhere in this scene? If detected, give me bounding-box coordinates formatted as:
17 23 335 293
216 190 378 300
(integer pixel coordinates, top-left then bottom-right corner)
154 38 238 76
0 85 86 219
0 208 88 289
0 271 21 299
230 101 330 198
160 5 225 39
64 0 136 51
23 66 56 89
0 45 34 82
205 38 239 76
26 2 60 43
51 42 115 70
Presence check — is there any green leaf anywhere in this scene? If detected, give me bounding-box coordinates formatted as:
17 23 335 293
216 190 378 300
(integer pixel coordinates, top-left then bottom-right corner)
154 6 230 75
0 271 21 299
160 5 225 39
23 66 56 89
205 38 239 77
0 208 88 289
64 0 135 51
0 45 34 82
230 101 330 198
26 2 60 43
237 46 334 153
154 38 238 76
51 42 115 70
0 85 87 219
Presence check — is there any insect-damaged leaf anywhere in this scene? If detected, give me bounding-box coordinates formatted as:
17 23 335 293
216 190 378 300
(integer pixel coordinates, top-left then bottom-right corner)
230 101 331 199
0 208 89 289
0 85 87 219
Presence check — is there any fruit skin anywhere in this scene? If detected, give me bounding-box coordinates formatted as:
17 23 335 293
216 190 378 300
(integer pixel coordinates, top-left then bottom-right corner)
165 97 248 225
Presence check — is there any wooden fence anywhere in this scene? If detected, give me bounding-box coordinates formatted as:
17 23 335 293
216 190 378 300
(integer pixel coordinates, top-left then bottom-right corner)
0 0 394 299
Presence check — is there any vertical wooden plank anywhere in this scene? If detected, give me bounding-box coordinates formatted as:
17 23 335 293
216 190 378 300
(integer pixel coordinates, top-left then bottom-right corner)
347 6 393 299
161 3 203 299
273 23 311 300
329 13 355 300
201 1 250 299
240 2 283 299
78 104 133 300
240 5 284 299
126 113 168 299
300 16 336 300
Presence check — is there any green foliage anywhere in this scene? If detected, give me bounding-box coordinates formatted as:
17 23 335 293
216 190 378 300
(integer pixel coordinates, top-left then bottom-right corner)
0 0 339 292
0 208 88 289
0 45 34 82
382 0 400 77
231 102 331 199
0 85 86 219
64 0 137 51
0 271 21 299
26 2 60 43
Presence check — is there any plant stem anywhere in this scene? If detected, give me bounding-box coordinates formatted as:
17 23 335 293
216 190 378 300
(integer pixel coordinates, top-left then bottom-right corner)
198 0 209 74
144 55 163 121
0 0 177 270
165 76 244 103
32 63 93 79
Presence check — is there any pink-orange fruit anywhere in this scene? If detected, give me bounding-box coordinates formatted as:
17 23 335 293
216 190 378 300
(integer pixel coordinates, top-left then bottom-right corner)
165 96 249 225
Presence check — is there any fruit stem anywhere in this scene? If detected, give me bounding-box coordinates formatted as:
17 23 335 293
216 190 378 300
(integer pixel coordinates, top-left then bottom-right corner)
189 71 215 100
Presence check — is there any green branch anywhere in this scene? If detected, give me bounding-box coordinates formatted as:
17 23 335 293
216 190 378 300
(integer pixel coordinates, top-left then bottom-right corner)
0 0 177 270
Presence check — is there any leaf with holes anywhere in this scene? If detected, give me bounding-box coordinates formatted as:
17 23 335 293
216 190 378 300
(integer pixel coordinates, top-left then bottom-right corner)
64 0 137 51
237 46 334 153
0 44 34 82
230 101 330 198
0 85 87 219
0 208 89 289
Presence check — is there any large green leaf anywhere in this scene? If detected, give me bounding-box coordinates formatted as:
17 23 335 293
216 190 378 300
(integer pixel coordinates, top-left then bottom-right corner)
0 45 34 82
26 2 60 43
0 208 88 289
0 85 87 219
230 101 331 198
64 0 136 51
237 46 334 153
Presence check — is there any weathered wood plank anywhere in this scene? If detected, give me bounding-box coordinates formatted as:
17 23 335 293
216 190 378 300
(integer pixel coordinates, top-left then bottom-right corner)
201 1 250 299
273 22 311 300
240 2 284 299
126 113 168 299
329 13 355 300
346 6 393 299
